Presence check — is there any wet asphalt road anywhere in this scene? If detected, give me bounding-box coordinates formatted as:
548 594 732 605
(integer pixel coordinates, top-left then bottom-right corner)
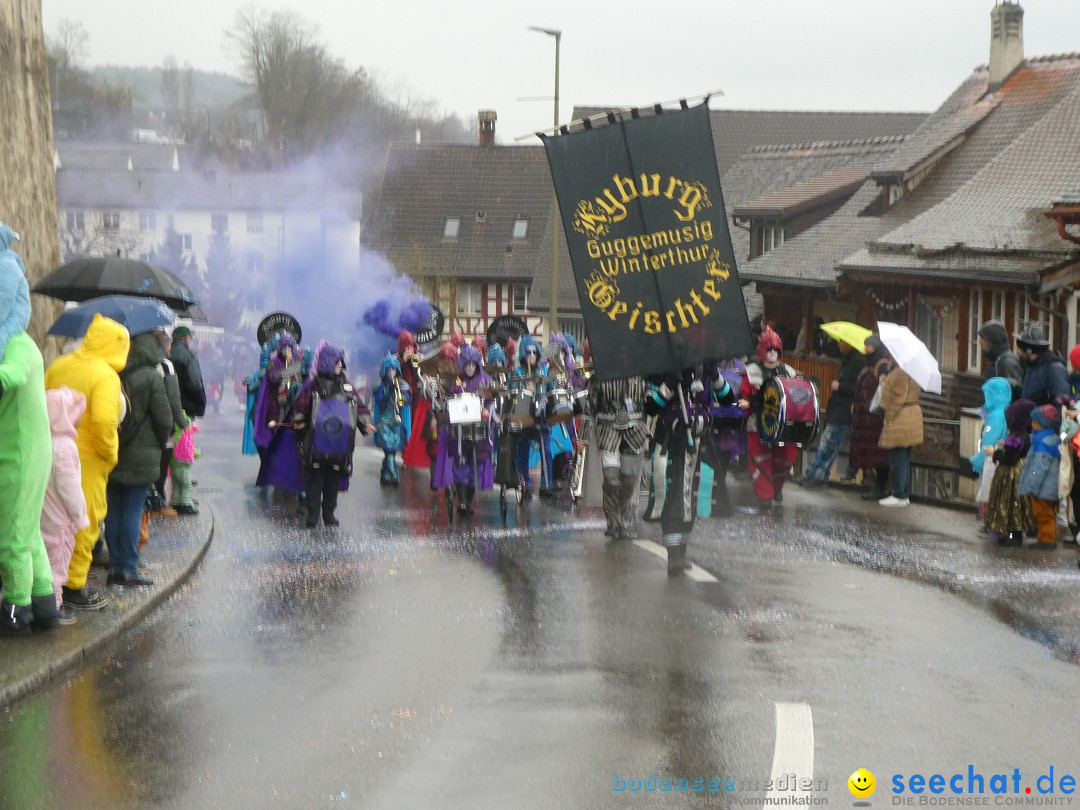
2 408 1080 809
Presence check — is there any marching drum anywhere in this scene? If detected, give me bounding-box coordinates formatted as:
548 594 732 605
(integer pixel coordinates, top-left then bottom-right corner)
545 388 575 424
457 418 491 444
757 375 820 447
507 389 536 431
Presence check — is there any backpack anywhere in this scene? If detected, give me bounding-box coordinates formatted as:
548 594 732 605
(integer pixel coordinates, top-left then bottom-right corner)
118 371 143 449
311 386 358 463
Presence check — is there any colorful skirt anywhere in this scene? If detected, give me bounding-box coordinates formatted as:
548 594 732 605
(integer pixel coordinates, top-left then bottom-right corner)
987 460 1035 535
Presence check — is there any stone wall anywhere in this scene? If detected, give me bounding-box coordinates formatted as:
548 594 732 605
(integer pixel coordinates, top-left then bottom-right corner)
0 0 61 361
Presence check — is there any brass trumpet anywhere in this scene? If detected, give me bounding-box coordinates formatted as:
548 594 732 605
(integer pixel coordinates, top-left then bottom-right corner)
394 377 406 409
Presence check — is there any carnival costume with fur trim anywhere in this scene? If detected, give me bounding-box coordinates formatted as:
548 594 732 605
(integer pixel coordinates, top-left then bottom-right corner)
432 344 493 510
739 327 798 506
44 314 130 593
373 353 411 484
254 332 306 493
0 241 55 630
512 335 553 494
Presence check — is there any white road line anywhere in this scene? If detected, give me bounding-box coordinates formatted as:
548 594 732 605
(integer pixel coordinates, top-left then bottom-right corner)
768 702 814 802
631 540 719 583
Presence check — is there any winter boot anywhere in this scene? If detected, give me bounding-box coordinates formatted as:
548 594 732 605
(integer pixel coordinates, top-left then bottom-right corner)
30 594 61 632
0 600 33 636
464 486 476 515
456 485 469 514
666 545 686 577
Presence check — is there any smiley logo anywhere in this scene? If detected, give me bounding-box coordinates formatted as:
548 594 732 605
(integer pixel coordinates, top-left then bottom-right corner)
848 768 876 798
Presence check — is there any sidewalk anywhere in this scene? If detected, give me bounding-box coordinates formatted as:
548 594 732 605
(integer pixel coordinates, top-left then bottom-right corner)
771 476 1080 664
0 507 214 710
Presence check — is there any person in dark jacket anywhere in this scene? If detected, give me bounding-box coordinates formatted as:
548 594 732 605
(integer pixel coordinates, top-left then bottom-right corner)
149 328 188 516
104 332 172 587
849 336 892 501
799 341 863 487
977 320 1023 402
170 325 206 418
1016 321 1072 408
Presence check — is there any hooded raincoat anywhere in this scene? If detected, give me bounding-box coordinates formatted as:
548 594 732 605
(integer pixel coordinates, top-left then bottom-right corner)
44 314 130 590
41 387 90 605
0 261 53 607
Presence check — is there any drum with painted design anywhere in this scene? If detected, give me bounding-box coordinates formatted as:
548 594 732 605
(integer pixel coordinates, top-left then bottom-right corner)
758 375 820 447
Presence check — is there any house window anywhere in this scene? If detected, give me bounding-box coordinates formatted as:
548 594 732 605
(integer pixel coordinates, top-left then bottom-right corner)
102 211 121 230
181 234 193 251
139 212 156 231
754 223 784 257
512 284 528 312
457 283 481 316
211 213 228 234
512 218 529 239
443 217 460 239
65 211 84 230
247 213 263 233
968 290 1004 371
916 298 946 368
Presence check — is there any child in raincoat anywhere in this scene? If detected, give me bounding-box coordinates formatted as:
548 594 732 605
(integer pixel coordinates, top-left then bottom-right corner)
968 377 1011 533
1017 404 1063 549
40 387 90 622
170 418 200 514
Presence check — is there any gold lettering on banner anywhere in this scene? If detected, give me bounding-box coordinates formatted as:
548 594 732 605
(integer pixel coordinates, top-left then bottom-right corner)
571 168 739 336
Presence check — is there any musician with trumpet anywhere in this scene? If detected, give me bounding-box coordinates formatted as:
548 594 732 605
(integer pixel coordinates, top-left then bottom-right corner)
372 353 411 486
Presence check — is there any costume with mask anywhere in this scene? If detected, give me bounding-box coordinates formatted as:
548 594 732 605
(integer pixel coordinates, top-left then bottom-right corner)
373 353 411 485
512 335 553 496
739 327 798 508
254 332 306 494
432 344 493 513
0 235 56 632
290 341 372 527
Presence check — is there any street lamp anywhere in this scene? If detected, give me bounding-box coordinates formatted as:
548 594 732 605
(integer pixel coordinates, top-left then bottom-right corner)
529 25 561 339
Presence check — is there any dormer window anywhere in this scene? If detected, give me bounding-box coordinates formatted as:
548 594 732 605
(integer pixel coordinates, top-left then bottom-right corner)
512 218 529 239
443 217 460 238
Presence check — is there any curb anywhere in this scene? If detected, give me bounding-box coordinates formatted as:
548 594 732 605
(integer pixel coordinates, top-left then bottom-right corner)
0 509 215 711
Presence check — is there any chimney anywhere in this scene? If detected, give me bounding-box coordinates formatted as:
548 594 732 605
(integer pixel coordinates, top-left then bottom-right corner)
478 110 497 145
988 1 1024 91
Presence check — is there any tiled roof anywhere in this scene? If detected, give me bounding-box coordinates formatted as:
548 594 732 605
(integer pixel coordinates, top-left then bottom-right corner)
838 56 1080 280
733 166 873 219
57 167 358 213
572 106 928 176
1052 188 1080 207
55 140 181 172
368 143 561 281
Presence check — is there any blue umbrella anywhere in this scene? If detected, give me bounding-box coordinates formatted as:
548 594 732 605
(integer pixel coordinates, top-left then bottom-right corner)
47 295 176 339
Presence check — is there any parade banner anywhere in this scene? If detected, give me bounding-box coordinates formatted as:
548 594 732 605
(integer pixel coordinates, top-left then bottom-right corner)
540 101 753 381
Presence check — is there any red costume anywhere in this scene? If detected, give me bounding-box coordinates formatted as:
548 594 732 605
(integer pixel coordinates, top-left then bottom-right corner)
739 328 798 507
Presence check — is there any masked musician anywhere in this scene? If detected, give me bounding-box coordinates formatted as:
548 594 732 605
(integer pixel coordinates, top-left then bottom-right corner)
400 330 440 479
290 341 373 528
512 336 553 498
737 327 799 512
645 366 735 574
432 344 493 514
373 353 411 486
546 333 578 489
254 331 306 496
589 373 648 540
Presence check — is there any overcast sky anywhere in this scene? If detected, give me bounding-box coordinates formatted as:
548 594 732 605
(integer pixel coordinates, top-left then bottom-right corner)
41 0 1080 144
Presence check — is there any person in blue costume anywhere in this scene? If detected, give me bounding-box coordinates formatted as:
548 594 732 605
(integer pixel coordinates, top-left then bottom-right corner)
512 335 552 498
372 352 411 485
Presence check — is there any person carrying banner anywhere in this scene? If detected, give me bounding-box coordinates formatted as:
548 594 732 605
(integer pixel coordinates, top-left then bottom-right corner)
738 327 799 512
645 365 735 574
588 373 649 540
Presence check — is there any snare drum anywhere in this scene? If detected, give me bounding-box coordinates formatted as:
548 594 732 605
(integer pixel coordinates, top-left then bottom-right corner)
758 375 819 447
507 389 536 431
546 388 575 424
457 418 491 443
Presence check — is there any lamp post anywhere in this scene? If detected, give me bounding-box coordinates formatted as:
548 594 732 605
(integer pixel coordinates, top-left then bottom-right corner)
529 26 561 339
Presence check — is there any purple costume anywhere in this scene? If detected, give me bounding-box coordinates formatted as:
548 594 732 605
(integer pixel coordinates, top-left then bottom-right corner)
254 334 304 493
432 345 494 494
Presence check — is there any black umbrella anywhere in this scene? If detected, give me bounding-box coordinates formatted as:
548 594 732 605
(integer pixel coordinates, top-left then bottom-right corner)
33 255 199 310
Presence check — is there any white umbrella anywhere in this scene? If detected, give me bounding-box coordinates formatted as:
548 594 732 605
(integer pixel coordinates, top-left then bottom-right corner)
877 321 942 395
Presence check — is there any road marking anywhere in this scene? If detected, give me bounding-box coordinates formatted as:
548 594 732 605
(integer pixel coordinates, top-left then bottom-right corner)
768 702 814 802
631 540 719 583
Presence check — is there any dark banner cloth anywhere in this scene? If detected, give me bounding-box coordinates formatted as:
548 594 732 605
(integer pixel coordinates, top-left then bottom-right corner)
541 102 753 381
